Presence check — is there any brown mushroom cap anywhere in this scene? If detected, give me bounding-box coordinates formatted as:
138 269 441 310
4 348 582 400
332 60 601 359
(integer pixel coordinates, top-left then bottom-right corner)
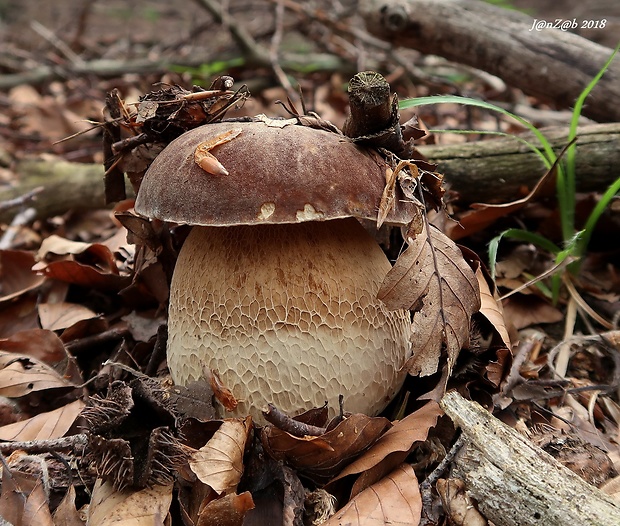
134 121 415 226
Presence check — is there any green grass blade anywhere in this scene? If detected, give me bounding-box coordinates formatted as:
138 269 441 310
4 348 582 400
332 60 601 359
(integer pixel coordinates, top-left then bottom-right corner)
563 43 620 239
577 177 620 256
488 228 561 279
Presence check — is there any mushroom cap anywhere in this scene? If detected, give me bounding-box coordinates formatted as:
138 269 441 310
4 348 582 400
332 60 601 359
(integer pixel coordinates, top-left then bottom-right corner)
134 121 415 226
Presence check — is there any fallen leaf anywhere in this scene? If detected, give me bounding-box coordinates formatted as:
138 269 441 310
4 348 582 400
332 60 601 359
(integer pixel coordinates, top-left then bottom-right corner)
86 479 173 526
437 478 488 526
33 259 130 291
0 349 76 397
36 235 118 270
0 250 45 304
194 128 243 176
0 328 67 364
502 294 563 329
52 485 85 526
38 302 99 331
0 399 85 441
190 418 251 495
323 464 422 526
0 459 54 526
378 224 480 377
328 401 442 495
475 266 511 349
196 491 254 526
262 413 391 484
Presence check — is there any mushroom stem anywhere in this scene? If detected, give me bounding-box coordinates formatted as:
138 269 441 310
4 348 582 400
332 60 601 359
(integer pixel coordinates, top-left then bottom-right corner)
166 217 411 424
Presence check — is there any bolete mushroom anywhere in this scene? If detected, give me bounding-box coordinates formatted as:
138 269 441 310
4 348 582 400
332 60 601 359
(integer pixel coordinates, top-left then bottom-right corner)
135 120 416 423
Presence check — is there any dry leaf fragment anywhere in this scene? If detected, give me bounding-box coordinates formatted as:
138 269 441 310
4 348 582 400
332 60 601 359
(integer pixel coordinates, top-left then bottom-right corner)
0 399 85 441
86 479 173 526
53 485 85 526
0 250 46 304
379 224 480 377
38 302 99 331
196 491 254 526
262 413 391 484
475 266 511 349
0 349 76 397
194 128 243 175
190 418 252 495
324 463 422 526
328 401 442 494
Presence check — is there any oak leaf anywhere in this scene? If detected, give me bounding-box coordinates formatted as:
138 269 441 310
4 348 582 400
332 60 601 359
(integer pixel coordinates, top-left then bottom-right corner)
378 224 480 377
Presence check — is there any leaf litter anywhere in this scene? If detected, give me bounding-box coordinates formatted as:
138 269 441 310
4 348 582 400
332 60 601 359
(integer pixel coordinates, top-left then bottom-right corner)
0 36 617 525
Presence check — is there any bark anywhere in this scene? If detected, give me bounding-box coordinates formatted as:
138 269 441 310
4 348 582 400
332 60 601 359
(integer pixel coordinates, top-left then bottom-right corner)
360 0 620 123
417 122 620 203
0 158 132 224
440 391 620 526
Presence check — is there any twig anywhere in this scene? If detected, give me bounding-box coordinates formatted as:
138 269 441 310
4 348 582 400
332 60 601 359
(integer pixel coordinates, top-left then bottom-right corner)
191 0 269 64
263 403 327 437
0 434 89 454
30 20 85 66
269 0 297 102
65 326 130 356
0 207 37 250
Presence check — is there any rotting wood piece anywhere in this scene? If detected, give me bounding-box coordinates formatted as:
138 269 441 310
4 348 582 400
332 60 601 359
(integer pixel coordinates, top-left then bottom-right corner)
418 122 620 204
360 0 620 123
440 391 620 526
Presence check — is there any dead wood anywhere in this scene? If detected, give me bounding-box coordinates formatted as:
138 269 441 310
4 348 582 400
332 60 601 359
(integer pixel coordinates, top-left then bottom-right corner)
417 123 620 203
440 391 620 526
0 158 129 224
360 0 620 123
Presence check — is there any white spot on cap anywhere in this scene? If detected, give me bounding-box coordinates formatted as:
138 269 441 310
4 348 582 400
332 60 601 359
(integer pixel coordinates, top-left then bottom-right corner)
258 202 276 220
296 204 325 222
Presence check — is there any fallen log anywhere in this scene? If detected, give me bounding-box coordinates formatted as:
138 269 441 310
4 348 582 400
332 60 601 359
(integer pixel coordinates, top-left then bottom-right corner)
440 391 620 526
360 0 620 123
418 122 620 203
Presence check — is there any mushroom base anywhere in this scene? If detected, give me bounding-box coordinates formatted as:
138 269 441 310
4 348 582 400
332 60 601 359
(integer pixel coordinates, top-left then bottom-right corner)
167 217 412 423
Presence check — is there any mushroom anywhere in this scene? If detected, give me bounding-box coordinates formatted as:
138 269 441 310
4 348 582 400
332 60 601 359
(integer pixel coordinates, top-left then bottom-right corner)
134 120 416 423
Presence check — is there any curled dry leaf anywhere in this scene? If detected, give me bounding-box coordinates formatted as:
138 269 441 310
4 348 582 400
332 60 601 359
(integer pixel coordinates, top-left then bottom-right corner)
38 302 99 331
52 485 85 526
189 417 252 495
0 349 76 397
328 401 442 492
194 128 243 176
196 491 255 526
475 266 511 349
0 328 67 364
0 399 85 441
324 463 422 526
378 224 480 377
86 479 173 526
261 413 391 484
0 250 46 304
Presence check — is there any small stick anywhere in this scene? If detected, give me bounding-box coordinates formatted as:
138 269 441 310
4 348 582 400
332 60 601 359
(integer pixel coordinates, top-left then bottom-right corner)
263 404 327 437
0 434 89 454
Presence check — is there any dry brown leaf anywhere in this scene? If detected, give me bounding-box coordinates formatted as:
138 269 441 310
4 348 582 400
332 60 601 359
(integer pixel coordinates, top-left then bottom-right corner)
0 349 76 397
38 302 99 331
86 479 173 526
0 328 67 364
437 478 488 526
502 294 563 330
378 224 480 377
262 413 391 484
196 491 255 526
328 401 442 492
52 485 85 526
33 259 130 291
475 266 511 349
189 418 251 495
0 460 55 526
36 235 118 269
324 463 422 526
0 399 85 441
0 250 46 304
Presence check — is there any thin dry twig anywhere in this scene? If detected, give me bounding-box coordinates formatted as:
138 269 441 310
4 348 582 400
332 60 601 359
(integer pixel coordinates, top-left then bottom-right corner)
263 403 327 437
